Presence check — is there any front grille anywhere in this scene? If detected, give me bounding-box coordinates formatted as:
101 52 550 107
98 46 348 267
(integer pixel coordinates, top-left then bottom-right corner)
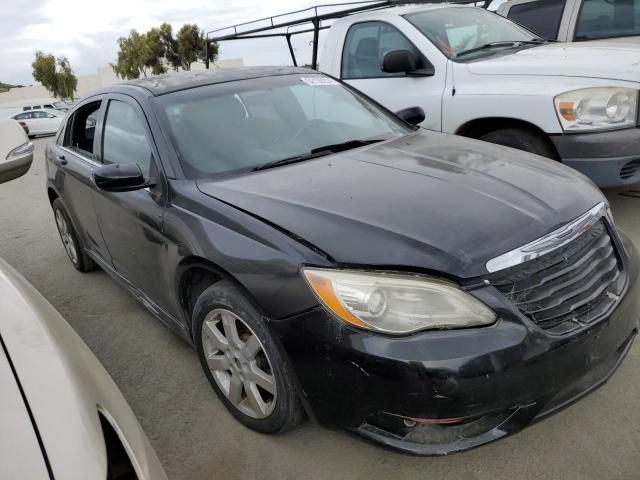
620 160 640 180
492 220 625 336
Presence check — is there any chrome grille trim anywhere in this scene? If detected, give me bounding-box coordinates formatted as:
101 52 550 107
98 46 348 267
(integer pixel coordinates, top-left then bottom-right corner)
486 202 609 273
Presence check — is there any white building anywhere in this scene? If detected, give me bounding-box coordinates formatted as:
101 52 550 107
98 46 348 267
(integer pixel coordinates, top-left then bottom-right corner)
0 58 244 116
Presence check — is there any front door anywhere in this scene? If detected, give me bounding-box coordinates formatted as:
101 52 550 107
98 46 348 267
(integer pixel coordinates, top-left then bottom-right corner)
340 20 446 131
91 94 169 310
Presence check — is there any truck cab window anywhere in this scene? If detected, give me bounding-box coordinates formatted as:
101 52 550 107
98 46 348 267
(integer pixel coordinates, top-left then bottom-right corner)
575 0 640 40
342 22 419 79
507 0 565 39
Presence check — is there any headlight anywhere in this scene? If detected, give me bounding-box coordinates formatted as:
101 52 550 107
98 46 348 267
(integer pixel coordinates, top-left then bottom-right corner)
555 88 638 132
6 142 34 161
302 269 496 334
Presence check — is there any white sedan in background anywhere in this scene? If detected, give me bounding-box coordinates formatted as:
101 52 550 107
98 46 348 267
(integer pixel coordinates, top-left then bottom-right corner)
10 109 64 137
0 120 167 479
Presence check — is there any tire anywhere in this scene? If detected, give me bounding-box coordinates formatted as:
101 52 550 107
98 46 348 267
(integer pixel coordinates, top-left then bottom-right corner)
479 128 557 159
193 281 303 434
52 198 96 272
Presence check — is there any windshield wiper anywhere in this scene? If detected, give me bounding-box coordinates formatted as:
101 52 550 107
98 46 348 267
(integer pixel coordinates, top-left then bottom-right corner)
309 138 384 155
252 151 333 172
252 139 385 172
455 39 550 58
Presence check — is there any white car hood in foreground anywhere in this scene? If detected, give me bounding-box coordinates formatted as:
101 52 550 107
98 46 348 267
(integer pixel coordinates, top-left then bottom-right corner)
0 258 167 480
466 42 640 83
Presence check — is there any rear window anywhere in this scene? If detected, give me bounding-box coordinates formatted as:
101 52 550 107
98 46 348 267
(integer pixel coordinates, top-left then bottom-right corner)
575 0 640 40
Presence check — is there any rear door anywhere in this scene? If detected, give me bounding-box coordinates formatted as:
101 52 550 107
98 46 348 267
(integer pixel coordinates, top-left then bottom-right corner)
340 19 446 131
91 94 169 310
53 98 111 261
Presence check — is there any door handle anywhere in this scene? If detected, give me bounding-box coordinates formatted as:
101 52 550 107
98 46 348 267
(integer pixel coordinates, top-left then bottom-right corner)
54 155 67 167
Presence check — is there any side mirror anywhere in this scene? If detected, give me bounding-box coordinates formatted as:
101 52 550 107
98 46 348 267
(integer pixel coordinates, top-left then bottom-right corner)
395 106 426 126
381 49 435 76
0 143 34 184
93 163 147 192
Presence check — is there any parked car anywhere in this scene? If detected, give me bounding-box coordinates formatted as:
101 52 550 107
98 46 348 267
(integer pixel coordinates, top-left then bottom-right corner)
209 1 640 188
22 100 70 112
0 119 33 183
46 67 639 455
496 0 640 43
0 120 166 479
10 109 64 137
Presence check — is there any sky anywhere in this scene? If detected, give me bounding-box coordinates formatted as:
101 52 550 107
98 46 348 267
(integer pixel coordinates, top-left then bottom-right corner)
1 0 331 86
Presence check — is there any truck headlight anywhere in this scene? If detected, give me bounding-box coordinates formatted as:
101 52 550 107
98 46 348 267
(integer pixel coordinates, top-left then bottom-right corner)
555 88 638 132
302 269 496 334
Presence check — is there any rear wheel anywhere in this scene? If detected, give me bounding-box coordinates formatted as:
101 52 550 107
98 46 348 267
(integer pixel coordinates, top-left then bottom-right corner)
52 199 96 272
193 281 303 433
479 128 557 159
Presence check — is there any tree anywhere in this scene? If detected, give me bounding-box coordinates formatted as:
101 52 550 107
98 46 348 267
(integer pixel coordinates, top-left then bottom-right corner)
158 23 181 72
145 28 168 76
176 24 207 71
32 51 77 100
111 30 152 80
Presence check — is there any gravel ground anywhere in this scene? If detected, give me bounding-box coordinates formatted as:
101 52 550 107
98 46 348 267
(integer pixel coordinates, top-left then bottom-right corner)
1 137 639 480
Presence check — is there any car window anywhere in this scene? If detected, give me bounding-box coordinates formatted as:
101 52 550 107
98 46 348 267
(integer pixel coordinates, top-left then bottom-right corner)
102 100 152 174
23 107 32 111
155 74 410 178
341 22 421 79
405 7 535 58
506 0 565 39
33 111 49 119
63 101 101 156
575 0 640 40
14 112 32 120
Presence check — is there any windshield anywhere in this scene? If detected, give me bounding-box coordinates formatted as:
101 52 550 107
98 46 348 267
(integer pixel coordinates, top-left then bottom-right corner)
575 0 640 40
154 74 410 178
405 7 536 59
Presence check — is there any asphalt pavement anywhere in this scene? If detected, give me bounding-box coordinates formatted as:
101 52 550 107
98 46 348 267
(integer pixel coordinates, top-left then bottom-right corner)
1 137 639 479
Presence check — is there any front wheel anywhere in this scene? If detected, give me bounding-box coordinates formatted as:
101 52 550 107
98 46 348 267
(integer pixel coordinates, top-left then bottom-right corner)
479 128 557 159
193 281 303 433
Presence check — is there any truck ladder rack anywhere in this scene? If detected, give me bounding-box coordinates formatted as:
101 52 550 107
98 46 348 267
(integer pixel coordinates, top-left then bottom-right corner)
206 0 488 69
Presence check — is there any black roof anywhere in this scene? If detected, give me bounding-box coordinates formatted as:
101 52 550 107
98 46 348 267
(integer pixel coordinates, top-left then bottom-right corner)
117 66 316 96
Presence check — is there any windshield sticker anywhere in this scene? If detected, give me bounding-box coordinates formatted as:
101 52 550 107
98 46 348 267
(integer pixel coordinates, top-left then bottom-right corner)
300 77 339 86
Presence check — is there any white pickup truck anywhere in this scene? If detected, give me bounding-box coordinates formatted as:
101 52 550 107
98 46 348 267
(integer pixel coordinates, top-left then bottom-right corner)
208 1 640 188
495 0 640 44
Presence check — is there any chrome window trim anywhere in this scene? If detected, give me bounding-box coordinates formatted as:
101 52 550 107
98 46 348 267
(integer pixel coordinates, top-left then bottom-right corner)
486 202 609 273
59 146 102 168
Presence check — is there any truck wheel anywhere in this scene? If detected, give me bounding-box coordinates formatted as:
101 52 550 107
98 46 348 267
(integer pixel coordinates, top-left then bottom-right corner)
193 281 304 433
479 128 557 159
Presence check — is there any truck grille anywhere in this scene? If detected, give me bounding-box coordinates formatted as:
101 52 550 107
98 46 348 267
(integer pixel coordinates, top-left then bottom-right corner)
492 220 625 335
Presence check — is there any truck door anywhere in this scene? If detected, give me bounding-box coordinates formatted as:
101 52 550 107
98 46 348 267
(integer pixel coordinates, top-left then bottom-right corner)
339 20 446 131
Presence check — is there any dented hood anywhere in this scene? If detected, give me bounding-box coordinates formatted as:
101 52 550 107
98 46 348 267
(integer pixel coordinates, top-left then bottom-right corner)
466 41 640 83
197 131 605 278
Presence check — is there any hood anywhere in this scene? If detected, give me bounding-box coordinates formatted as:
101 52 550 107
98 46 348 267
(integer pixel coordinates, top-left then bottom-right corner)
197 131 604 278
465 42 640 83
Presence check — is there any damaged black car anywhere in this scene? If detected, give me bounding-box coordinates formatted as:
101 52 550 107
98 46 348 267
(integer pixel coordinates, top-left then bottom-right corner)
46 67 640 455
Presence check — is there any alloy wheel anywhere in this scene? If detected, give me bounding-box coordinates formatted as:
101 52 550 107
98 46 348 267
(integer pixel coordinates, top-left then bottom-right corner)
201 308 277 419
55 210 78 265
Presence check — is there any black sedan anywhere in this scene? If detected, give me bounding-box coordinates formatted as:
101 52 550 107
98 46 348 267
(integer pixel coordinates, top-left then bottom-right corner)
45 67 639 455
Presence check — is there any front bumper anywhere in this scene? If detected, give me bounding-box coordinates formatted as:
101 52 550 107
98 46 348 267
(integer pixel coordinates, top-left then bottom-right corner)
551 128 640 188
272 233 640 455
